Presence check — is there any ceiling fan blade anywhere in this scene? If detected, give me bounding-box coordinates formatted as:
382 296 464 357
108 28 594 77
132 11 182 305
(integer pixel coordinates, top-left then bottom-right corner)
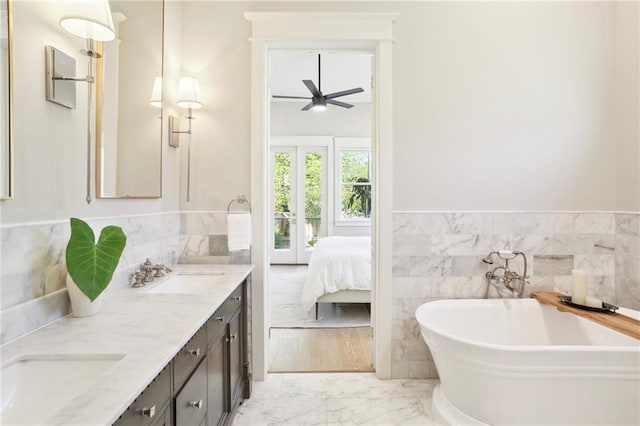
301 102 314 111
272 95 311 99
326 99 354 109
303 80 321 97
325 87 364 99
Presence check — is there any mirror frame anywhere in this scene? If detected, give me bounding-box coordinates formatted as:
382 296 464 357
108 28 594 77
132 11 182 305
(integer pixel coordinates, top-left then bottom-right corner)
1 0 13 200
94 0 164 200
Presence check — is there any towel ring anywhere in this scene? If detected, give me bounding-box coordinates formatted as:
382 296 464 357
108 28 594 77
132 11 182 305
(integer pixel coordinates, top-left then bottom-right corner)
227 195 251 214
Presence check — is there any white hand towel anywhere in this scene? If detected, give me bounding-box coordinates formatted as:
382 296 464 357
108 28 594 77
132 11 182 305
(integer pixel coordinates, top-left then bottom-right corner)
227 213 252 251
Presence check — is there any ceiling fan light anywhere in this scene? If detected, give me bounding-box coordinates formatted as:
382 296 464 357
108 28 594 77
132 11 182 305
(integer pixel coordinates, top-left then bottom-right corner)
311 96 327 112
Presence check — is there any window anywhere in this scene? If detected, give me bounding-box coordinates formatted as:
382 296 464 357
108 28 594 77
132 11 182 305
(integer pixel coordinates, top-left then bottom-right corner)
337 148 371 222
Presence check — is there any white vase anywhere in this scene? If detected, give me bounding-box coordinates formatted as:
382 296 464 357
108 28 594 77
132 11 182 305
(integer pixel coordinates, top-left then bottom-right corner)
66 274 102 317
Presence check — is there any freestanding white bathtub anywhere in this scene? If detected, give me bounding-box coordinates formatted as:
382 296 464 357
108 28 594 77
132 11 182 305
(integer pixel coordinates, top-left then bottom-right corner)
415 299 640 426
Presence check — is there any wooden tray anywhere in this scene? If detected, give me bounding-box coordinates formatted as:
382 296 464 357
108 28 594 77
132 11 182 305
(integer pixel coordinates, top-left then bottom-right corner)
532 292 640 340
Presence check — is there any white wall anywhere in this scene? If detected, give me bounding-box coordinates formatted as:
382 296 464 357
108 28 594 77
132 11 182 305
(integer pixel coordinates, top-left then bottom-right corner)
615 1 640 212
391 1 617 211
180 1 625 213
271 102 371 137
1 0 181 225
179 2 251 211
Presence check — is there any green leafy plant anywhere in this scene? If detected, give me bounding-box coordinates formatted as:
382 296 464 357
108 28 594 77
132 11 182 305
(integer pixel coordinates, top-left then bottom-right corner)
65 218 127 301
346 177 372 218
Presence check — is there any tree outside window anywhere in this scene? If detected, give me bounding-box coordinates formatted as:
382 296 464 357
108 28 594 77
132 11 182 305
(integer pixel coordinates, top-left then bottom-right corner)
340 150 371 219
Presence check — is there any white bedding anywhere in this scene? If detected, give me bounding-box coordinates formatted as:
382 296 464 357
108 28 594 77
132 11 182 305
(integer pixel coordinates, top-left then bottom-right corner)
301 236 371 312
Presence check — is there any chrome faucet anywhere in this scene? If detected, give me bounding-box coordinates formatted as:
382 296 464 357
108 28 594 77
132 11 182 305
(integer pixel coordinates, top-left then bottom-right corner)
152 263 172 278
141 259 155 283
130 259 172 288
130 270 145 288
483 250 529 298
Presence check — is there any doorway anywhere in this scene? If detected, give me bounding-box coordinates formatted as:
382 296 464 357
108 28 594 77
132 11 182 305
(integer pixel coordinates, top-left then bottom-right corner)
247 11 395 380
267 50 374 373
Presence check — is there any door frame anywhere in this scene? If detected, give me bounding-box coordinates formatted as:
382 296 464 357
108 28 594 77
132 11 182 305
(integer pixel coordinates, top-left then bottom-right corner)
246 12 396 380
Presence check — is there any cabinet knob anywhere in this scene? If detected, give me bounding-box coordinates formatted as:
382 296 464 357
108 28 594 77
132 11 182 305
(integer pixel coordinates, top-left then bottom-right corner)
189 400 203 410
214 316 224 322
230 333 237 341
232 296 242 302
137 405 156 418
185 348 201 357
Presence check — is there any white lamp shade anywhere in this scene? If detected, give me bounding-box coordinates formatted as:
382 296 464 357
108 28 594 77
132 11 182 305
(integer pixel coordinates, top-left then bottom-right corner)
177 76 202 109
150 76 163 108
60 0 115 42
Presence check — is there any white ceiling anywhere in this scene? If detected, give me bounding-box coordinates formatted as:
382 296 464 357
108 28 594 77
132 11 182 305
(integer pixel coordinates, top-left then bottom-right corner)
269 51 372 103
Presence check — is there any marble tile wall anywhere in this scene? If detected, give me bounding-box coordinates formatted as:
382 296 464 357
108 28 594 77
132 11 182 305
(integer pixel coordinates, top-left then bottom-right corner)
615 213 640 310
179 211 253 361
180 211 251 264
391 212 617 379
0 212 180 344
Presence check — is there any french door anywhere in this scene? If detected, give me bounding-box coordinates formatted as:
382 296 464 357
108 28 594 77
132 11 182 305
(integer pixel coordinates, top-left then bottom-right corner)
270 146 327 264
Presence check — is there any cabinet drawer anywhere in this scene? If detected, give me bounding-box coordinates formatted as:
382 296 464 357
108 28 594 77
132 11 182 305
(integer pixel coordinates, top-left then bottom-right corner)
207 284 243 345
175 359 207 426
174 325 206 392
206 311 226 345
113 365 171 426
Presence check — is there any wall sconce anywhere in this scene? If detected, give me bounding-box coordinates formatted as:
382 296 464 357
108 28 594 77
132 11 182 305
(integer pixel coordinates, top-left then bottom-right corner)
45 0 115 204
168 76 201 147
169 76 202 202
150 76 162 108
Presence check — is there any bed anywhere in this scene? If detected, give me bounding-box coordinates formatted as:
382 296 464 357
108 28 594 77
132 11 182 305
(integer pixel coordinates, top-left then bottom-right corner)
301 236 371 318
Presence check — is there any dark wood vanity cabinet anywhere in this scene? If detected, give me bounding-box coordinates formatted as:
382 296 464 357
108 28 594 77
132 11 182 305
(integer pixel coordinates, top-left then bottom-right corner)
207 333 226 426
174 326 207 392
113 277 251 426
112 365 172 426
227 309 243 414
175 359 207 425
206 280 249 426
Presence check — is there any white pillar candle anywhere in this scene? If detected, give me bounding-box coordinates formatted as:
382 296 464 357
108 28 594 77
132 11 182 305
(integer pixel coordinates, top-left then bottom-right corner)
571 269 587 305
585 296 602 309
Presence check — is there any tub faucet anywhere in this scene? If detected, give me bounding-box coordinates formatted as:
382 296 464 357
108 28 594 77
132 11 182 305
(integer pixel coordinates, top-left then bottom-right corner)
483 250 529 298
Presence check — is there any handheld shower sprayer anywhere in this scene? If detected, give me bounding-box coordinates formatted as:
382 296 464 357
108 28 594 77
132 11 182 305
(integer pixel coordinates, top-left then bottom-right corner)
482 252 498 264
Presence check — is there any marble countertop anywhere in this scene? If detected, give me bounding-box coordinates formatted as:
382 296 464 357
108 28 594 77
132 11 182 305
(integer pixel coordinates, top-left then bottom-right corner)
0 264 254 426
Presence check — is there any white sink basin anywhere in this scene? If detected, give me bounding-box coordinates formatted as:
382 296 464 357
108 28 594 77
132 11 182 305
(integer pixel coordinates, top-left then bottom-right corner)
146 274 225 295
1 354 124 425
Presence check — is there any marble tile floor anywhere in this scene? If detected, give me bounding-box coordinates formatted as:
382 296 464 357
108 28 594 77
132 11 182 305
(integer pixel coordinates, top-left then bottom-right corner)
232 373 442 426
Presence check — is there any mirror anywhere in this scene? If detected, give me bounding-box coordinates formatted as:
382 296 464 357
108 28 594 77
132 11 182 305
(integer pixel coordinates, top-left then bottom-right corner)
96 0 163 199
0 0 13 200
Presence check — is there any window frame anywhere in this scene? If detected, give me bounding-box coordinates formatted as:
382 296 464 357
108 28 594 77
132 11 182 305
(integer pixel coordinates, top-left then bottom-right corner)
334 138 372 226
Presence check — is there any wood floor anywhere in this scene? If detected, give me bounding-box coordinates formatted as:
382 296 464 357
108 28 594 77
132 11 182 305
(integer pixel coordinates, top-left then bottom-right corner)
269 327 374 373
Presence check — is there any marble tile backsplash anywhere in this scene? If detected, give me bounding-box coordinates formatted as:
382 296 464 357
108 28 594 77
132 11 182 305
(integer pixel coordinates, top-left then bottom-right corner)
615 213 640 310
180 211 251 264
0 212 180 344
391 212 621 379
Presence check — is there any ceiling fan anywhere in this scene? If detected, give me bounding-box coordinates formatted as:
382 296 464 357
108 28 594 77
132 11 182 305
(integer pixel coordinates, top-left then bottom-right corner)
272 54 364 111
